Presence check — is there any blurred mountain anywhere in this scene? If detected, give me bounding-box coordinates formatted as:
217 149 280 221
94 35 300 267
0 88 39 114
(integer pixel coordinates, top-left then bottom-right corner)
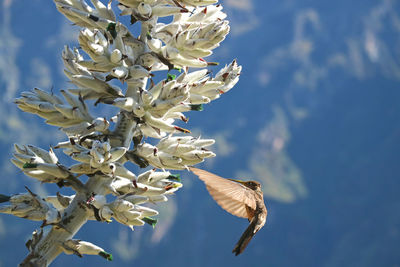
0 0 399 266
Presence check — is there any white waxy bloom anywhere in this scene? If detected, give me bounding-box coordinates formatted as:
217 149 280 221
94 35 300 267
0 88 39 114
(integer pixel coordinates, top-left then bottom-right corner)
91 195 107 209
91 0 115 21
186 5 226 23
87 42 106 55
146 195 168 204
132 205 159 217
110 48 123 64
172 55 208 68
62 239 113 261
60 90 91 119
136 168 154 184
176 69 208 83
175 0 218 6
107 177 136 195
117 0 142 8
114 209 142 223
10 158 60 182
151 6 188 18
33 88 63 105
113 163 137 181
65 72 123 97
139 123 166 138
129 65 151 79
53 104 84 121
0 189 60 223
14 143 33 155
190 80 224 94
36 163 70 179
147 37 163 52
142 111 190 134
138 170 172 184
108 199 135 212
150 95 186 111
70 152 92 164
46 117 84 127
213 59 242 93
146 153 185 170
16 98 56 113
149 178 182 190
107 147 128 162
137 53 159 68
131 182 169 196
159 79 178 99
61 122 92 136
55 4 94 28
165 84 189 99
199 89 220 100
162 143 196 156
111 66 128 79
148 195 168 203
13 153 44 165
140 90 153 106
113 213 144 230
158 151 182 166
189 94 211 104
89 117 110 132
78 60 113 72
136 143 157 158
99 162 115 174
10 158 26 169
137 3 152 17
122 195 149 205
133 104 146 117
46 193 74 210
99 206 113 221
157 135 194 149
13 144 59 168
112 97 132 111
190 138 215 147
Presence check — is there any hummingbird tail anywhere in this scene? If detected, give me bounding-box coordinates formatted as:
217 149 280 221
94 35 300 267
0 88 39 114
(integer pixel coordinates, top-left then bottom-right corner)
232 218 257 256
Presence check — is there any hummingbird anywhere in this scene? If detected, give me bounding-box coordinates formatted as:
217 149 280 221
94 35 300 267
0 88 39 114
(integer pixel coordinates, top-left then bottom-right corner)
190 167 267 256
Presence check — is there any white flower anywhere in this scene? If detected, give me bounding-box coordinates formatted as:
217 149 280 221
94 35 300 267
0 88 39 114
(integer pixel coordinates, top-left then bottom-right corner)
62 239 113 261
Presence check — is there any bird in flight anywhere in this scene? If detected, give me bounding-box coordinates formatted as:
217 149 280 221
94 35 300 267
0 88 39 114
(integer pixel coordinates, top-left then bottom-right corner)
190 167 267 255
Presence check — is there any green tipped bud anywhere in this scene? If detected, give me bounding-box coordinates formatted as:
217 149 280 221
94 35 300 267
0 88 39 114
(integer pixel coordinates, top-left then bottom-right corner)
173 67 182 72
142 216 157 228
168 174 181 182
167 73 176 82
23 163 38 169
190 104 204 111
107 23 117 38
146 32 152 40
99 251 113 261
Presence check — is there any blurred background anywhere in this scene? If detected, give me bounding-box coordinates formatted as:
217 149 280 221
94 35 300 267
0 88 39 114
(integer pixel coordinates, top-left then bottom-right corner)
1 0 400 266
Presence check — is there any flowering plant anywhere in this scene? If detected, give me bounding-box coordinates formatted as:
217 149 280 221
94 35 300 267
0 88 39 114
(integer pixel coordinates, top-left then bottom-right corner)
0 0 241 265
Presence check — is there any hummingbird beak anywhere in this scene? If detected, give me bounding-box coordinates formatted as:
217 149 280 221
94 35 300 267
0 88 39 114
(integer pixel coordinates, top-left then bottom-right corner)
227 178 246 184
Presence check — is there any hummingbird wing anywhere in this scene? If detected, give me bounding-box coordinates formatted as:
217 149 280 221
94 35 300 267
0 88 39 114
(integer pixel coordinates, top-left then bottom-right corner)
190 167 257 219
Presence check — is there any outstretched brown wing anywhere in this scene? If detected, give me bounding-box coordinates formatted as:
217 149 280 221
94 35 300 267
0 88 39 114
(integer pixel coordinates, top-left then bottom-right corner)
190 167 257 219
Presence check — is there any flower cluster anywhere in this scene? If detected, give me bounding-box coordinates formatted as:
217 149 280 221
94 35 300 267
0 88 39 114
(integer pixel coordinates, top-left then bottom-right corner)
0 188 60 224
135 135 215 169
1 0 242 264
12 144 69 183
